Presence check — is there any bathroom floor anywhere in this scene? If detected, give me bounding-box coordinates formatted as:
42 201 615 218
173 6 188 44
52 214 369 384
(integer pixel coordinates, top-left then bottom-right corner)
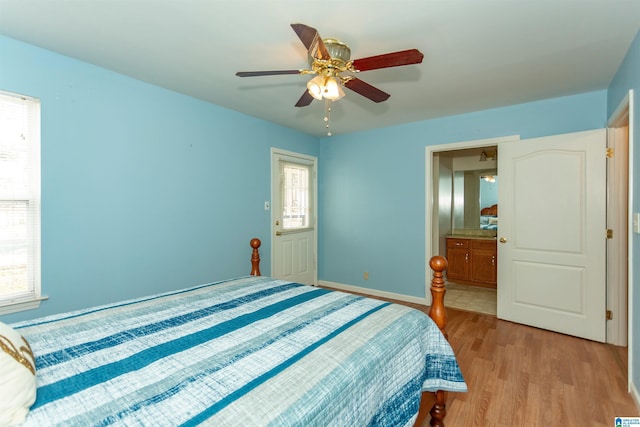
445 282 497 316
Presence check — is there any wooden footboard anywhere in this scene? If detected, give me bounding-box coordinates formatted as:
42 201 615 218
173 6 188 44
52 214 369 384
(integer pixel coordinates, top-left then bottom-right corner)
427 255 448 427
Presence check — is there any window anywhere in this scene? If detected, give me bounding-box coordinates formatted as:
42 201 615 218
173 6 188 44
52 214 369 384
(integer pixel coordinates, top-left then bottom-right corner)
0 91 42 315
281 161 312 230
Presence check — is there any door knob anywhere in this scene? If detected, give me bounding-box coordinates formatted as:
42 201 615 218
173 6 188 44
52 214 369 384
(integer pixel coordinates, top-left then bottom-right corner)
275 231 282 236
499 237 507 243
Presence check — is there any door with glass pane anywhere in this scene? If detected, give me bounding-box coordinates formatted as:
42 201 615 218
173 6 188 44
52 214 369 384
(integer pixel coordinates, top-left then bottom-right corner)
271 149 317 285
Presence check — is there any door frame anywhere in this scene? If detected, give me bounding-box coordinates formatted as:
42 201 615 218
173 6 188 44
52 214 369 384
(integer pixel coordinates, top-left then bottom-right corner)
270 147 318 284
425 135 519 303
607 89 635 391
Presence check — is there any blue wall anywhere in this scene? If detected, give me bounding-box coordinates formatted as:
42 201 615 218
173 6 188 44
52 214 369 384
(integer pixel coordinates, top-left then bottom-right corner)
318 90 607 297
0 35 318 323
608 28 640 404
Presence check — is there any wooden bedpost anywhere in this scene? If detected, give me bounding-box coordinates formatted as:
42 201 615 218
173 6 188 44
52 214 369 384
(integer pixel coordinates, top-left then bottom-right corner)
428 255 448 427
428 255 448 339
250 238 261 276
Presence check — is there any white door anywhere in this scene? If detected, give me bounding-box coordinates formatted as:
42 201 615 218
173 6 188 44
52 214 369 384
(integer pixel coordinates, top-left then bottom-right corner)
497 129 606 342
271 149 317 285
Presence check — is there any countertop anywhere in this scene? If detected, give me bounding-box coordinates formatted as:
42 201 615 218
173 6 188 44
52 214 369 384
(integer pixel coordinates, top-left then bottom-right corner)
447 235 497 240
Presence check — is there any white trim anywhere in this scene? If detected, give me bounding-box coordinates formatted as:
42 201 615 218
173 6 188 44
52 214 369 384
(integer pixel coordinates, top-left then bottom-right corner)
628 90 635 394
424 135 520 303
605 125 629 346
0 296 47 316
607 89 635 393
317 280 428 306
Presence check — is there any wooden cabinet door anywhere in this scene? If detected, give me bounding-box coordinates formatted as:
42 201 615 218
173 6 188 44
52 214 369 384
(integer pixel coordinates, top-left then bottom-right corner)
446 247 469 280
446 239 469 281
471 248 496 284
470 239 497 286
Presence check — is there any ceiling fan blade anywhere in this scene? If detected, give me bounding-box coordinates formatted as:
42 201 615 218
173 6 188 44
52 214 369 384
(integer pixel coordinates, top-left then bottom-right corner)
344 78 390 103
295 90 314 107
236 70 301 77
290 23 331 60
351 49 424 72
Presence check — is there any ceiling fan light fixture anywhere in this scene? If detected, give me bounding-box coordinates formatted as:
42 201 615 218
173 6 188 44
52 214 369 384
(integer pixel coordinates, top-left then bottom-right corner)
306 75 345 101
307 75 325 100
323 77 345 101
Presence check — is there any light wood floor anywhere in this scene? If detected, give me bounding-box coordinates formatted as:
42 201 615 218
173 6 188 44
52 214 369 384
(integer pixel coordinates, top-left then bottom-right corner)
412 306 639 426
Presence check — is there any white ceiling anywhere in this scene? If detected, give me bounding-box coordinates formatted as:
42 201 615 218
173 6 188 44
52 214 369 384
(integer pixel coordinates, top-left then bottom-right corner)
1 0 639 137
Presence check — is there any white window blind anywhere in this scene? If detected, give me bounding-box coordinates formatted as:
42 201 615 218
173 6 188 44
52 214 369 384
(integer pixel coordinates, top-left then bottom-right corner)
0 91 42 314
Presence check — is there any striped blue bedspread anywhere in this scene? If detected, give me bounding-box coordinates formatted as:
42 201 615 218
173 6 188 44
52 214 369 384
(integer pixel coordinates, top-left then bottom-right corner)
13 276 466 426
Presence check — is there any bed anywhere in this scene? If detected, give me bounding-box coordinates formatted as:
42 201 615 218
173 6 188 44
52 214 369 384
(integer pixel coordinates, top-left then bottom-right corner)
2 239 465 427
480 204 498 230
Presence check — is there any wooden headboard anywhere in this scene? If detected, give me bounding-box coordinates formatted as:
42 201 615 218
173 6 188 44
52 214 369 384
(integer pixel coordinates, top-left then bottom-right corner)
481 204 498 216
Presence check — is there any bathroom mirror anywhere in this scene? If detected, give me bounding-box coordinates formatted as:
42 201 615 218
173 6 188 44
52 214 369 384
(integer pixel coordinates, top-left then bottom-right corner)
479 173 498 229
452 169 497 230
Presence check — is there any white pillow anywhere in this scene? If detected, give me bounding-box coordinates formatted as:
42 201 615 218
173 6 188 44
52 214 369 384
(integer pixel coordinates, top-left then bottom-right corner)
0 322 36 426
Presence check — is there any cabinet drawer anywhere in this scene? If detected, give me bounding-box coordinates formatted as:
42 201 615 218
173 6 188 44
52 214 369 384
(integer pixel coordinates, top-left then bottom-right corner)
471 239 496 251
446 238 469 249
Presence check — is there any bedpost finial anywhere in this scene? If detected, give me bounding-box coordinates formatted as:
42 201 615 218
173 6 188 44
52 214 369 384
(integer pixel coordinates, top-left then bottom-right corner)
250 238 261 250
429 255 447 273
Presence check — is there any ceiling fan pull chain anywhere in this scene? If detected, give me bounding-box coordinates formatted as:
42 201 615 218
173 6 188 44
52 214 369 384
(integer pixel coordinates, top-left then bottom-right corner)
324 99 332 136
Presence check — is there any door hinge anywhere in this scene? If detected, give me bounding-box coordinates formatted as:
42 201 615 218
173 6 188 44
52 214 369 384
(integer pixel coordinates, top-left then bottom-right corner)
606 310 613 320
606 229 613 239
606 147 614 158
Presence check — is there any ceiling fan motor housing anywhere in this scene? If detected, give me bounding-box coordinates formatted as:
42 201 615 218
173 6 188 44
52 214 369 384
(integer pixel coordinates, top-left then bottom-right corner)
308 38 352 76
323 39 351 62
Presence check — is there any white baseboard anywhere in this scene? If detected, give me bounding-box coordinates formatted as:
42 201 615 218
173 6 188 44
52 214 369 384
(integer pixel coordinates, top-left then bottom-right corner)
317 280 428 306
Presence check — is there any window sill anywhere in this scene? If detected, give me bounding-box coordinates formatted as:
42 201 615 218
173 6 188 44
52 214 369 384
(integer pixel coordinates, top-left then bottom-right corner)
0 296 48 316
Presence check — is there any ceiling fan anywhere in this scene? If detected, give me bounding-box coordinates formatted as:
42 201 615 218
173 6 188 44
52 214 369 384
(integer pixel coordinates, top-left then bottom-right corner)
235 23 424 108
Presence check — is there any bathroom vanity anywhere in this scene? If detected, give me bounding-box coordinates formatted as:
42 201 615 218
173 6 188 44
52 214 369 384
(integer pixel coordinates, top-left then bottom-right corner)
446 236 497 288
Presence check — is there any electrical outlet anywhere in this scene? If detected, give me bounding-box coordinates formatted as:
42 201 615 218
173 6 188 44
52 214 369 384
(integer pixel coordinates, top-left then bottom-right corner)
363 271 369 280
264 201 270 211
634 212 640 234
